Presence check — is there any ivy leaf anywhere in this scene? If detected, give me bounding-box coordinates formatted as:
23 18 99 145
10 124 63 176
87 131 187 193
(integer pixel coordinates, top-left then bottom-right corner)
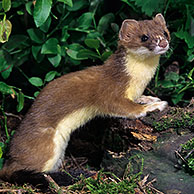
47 54 61 67
2 0 11 12
84 39 100 49
1 64 13 79
17 92 24 112
27 28 45 44
97 13 115 34
67 0 88 11
101 51 112 61
41 38 59 54
77 49 99 59
40 16 51 33
57 0 73 7
32 45 44 63
33 0 52 27
29 77 43 87
25 2 33 15
45 71 57 82
0 81 14 95
77 12 93 30
0 19 12 43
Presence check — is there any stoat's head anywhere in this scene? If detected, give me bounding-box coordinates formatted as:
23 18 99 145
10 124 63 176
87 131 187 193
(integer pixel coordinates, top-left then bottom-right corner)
119 13 170 56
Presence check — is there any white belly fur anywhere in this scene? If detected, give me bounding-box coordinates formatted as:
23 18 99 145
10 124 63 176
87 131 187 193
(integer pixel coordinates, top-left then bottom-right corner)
42 106 99 172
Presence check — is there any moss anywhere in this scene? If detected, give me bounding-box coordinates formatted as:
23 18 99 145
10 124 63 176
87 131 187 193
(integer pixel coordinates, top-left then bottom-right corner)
153 107 194 131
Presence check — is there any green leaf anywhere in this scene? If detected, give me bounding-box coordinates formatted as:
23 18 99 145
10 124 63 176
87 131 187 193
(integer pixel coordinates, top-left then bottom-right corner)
160 80 174 88
66 43 86 60
89 0 101 13
58 0 73 7
188 67 194 80
66 49 81 60
67 0 88 11
61 28 70 42
48 54 61 67
1 64 13 79
34 91 40 97
0 81 13 95
97 13 115 34
175 28 194 49
33 0 52 27
0 19 12 43
45 71 57 82
101 51 112 61
0 147 3 158
25 1 33 15
77 12 93 30
134 0 164 16
41 38 59 54
84 39 100 49
3 35 29 52
77 49 99 59
27 28 45 44
111 23 119 33
32 45 44 62
172 92 184 104
165 72 179 82
2 0 11 12
39 16 51 33
29 77 43 87
17 92 24 112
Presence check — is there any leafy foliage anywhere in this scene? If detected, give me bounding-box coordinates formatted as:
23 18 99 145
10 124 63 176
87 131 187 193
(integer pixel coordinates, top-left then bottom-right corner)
0 0 194 143
69 156 144 193
180 138 194 174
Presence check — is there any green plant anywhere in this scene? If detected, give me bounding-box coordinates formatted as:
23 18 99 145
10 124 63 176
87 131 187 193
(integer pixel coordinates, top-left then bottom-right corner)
69 156 144 194
0 0 120 113
180 138 194 174
153 107 194 131
122 0 194 105
0 0 194 113
0 0 12 43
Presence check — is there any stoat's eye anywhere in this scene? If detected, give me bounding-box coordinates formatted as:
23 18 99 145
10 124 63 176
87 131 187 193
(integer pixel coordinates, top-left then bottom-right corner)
164 31 168 38
141 34 149 42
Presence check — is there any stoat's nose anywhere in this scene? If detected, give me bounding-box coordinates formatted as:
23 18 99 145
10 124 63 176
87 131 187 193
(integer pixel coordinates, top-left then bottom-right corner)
159 39 168 48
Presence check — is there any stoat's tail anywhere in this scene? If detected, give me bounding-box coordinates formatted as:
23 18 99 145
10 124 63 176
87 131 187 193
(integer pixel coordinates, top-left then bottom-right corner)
0 162 48 187
0 164 13 182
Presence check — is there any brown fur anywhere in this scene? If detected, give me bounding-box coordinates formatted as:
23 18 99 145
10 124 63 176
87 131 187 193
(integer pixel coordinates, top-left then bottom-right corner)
0 14 170 183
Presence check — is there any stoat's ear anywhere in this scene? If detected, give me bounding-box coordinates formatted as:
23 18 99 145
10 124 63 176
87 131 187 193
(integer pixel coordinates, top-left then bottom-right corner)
154 13 166 25
119 19 139 42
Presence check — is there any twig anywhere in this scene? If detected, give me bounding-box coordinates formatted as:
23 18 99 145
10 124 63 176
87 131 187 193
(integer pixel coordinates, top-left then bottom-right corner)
175 150 187 164
44 174 65 194
0 188 25 193
70 154 85 171
146 87 158 97
185 148 194 160
5 112 23 120
147 185 165 194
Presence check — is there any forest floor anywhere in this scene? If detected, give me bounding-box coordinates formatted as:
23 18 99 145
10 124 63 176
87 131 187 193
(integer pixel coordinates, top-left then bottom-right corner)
0 101 194 194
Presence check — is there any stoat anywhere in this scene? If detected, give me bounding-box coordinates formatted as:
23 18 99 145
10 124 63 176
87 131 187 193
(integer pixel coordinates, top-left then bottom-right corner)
0 13 170 182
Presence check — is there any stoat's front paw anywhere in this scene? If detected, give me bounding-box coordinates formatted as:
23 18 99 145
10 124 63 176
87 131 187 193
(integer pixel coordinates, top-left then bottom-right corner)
136 95 161 104
145 101 168 113
134 101 168 119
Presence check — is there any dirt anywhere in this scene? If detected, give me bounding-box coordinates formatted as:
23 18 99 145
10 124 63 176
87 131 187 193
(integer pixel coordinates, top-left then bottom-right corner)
0 104 194 193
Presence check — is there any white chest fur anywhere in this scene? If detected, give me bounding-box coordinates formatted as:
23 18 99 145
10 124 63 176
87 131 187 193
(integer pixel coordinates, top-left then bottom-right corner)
124 53 160 101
